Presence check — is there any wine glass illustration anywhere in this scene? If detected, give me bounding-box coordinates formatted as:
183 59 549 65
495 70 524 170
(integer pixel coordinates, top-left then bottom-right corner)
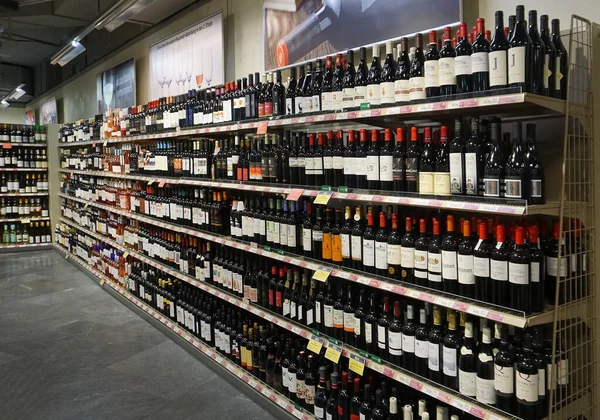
102 69 114 112
154 51 165 96
176 42 185 94
185 38 193 90
163 46 173 96
195 45 204 89
204 46 213 87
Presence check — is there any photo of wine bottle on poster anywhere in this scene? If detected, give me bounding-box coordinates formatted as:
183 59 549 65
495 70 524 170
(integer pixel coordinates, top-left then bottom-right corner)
149 11 224 99
265 0 461 70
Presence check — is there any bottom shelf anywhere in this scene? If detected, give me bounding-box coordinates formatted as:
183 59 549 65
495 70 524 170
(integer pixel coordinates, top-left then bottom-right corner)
0 243 53 252
53 243 313 420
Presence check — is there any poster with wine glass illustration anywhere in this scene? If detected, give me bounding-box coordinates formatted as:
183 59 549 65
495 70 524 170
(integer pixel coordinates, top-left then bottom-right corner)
149 11 224 99
96 58 136 114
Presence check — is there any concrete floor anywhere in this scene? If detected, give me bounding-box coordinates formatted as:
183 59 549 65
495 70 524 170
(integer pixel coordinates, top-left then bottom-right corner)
0 250 278 420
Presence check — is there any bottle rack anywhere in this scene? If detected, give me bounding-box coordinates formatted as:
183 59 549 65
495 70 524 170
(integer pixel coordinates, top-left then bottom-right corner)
52 15 596 420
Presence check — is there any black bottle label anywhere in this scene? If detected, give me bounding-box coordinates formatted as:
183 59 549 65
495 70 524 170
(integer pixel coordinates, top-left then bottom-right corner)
406 157 418 182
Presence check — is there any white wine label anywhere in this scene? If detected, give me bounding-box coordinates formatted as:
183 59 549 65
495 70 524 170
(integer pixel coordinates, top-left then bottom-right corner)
366 155 380 180
343 88 355 106
377 325 387 349
324 304 334 327
402 334 415 353
546 256 567 277
465 152 478 195
509 262 529 285
455 55 472 76
387 244 402 265
424 60 440 88
379 156 393 181
530 261 541 283
365 323 373 343
484 178 501 197
409 77 426 100
449 153 463 193
354 86 367 107
323 156 333 170
439 57 456 85
428 342 440 371
354 315 362 337
509 46 526 84
491 259 508 281
434 172 451 195
415 339 429 358
314 406 324 419
343 312 354 332
367 84 381 105
504 178 522 198
341 234 351 258
459 370 477 396
474 256 490 277
394 79 410 102
363 239 375 267
333 156 344 170
351 235 362 261
401 246 415 268
315 302 321 324
457 254 475 285
441 250 458 279
516 371 539 403
442 346 458 376
375 241 388 270
471 52 489 73
414 249 428 270
419 171 434 194
380 81 395 104
321 92 333 111
388 331 403 355
543 54 551 89
476 377 497 404
333 308 344 329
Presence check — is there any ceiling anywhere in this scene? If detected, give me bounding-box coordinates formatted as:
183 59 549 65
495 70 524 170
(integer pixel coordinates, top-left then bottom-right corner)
0 0 197 105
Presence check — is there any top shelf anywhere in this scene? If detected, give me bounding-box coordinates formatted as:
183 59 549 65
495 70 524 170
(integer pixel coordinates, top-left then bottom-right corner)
57 92 569 148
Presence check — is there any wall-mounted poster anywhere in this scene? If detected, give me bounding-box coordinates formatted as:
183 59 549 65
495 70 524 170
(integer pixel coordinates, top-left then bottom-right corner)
24 110 35 125
40 98 57 124
149 11 224 99
265 0 461 69
97 58 136 114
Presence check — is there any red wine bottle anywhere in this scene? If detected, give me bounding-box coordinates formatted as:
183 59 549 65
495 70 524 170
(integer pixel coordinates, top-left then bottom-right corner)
314 133 325 187
528 225 545 313
489 11 510 89
380 41 396 105
442 312 460 390
387 213 402 280
424 30 440 97
409 33 426 101
375 211 388 277
483 119 505 198
441 215 459 294
392 128 406 192
394 38 411 103
458 321 477 399
434 126 451 195
551 19 568 99
272 70 286 116
355 129 368 189
508 5 532 91
366 129 380 190
400 217 416 283
321 56 334 112
332 53 344 111
414 218 429 287
474 221 492 302
472 18 491 91
405 127 420 192
458 219 476 298
377 296 391 360
387 300 403 366
509 226 530 312
354 48 368 107
525 123 544 204
402 304 417 372
516 334 539 418
367 44 382 106
495 325 515 412
428 307 444 382
504 121 529 200
362 208 376 274
414 308 430 377
464 117 483 196
418 127 435 195
449 118 465 195
528 10 546 95
343 129 357 187
427 218 443 290
540 15 556 97
379 128 394 191
455 22 473 93
439 26 457 95
342 50 356 109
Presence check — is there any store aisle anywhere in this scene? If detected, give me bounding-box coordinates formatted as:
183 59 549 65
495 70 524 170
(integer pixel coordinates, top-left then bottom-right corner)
0 250 278 420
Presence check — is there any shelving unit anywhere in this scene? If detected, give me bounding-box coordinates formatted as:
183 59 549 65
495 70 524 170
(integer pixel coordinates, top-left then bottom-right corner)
52 16 597 420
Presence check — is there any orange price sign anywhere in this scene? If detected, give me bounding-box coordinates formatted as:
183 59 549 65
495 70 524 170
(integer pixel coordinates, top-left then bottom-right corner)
256 121 268 135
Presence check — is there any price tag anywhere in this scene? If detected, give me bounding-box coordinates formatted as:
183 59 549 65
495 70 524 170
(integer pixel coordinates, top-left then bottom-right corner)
84 202 89 209
285 188 304 201
313 191 334 205
257 121 268 135
100 279 105 286
21 219 30 224
307 336 323 354
312 267 332 282
349 354 366 376
370 355 382 364
147 180 155 185
158 179 166 188
325 343 342 364
103 141 108 146
2 143 12 149
338 186 348 193
123 252 129 258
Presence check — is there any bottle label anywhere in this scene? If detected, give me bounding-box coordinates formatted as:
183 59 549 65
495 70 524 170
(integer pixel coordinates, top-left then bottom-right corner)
354 86 367 107
287 225 297 248
516 371 539 403
303 228 312 251
366 155 379 180
428 342 440 371
441 250 458 279
530 261 541 283
288 372 297 393
439 57 456 86
476 377 497 404
474 256 490 277
509 262 529 285
324 304 334 327
538 368 546 397
409 77 426 100
380 81 395 104
491 259 508 281
341 233 351 258
314 157 323 175
557 359 568 385
495 365 514 393
321 92 333 111
428 252 442 275
296 379 306 400
365 322 373 343
555 56 563 87
314 406 324 419
282 366 289 389
286 97 294 115
434 172 451 195
401 246 415 269
471 52 489 73
405 157 418 182
388 331 403 355
333 308 344 329
509 46 527 84
351 235 362 261
366 83 381 105
458 254 475 285
295 97 303 114
323 156 333 170
311 95 320 112
442 346 458 376
394 79 410 102
547 256 567 277
393 157 405 182
414 249 428 270
313 230 324 243
424 60 440 88
459 370 477 396
377 325 386 349
483 177 501 197
402 333 415 354
344 156 355 175
489 50 508 86
543 54 551 89
306 308 314 326
504 178 522 198
531 178 543 198
363 239 375 267
332 234 342 262
379 155 393 182
386 243 401 266
449 153 463 194
375 240 388 270
455 55 472 76
343 88 355 107
465 152 479 195
333 156 344 170
419 171 434 194
354 315 361 337
415 338 428 358
343 311 354 332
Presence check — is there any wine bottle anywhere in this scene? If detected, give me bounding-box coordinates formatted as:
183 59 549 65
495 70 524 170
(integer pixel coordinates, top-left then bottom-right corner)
528 225 545 313
321 56 334 112
366 129 380 190
358 384 373 420
489 11 510 89
364 293 378 354
355 129 368 189
434 126 451 195
386 212 402 280
509 5 532 91
311 60 323 112
326 371 339 420
525 123 544 204
419 127 435 195
400 217 416 283
342 50 356 109
414 218 429 287
476 326 496 406
505 121 529 200
425 30 440 97
314 366 328 419
455 22 473 93
394 38 411 103
528 10 546 95
472 18 491 91
540 15 556 97
323 131 335 187
302 63 313 113
343 130 357 187
350 206 364 271
343 285 355 345
333 130 345 187
490 223 509 305
428 306 444 382
379 128 394 191
427 218 443 290
442 312 460 390
449 118 465 195
354 289 366 350
338 371 350 420
458 219 476 298
551 19 568 99
402 304 417 372
388 300 403 366
405 127 420 192
439 26 457 95
375 211 389 277
366 44 382 106
495 325 515 412
362 207 376 274
414 308 430 377
312 206 324 260
441 215 459 294
458 321 477 398
465 117 483 196
474 221 492 302
341 206 353 267
273 70 286 116
509 226 530 312
354 48 368 107
483 119 505 197
350 377 362 419
380 41 396 105
516 334 539 418
392 128 406 192
409 33 426 101
377 296 391 360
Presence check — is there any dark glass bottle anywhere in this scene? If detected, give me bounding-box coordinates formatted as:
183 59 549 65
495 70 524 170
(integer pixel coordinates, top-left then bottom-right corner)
428 307 444 382
495 326 515 412
464 117 483 196
439 26 457 95
313 366 329 419
409 33 426 101
375 211 388 277
400 217 416 283
476 326 496 406
325 371 339 420
449 118 465 195
528 10 546 95
401 304 417 372
414 218 429 287
350 206 364 271
362 208 376 274
528 225 545 313
358 384 373 420
508 5 533 91
386 213 402 280
441 215 459 294
337 371 350 420
489 11 510 89
366 129 380 190
540 15 556 96
483 119 505 198
414 308 430 377
353 289 366 350
392 127 406 192
458 321 478 399
442 312 460 390
379 128 394 191
355 129 368 189
458 219 476 298
472 18 491 91
387 300 403 366
474 222 492 302
364 292 378 354
504 121 529 200
491 224 509 305
394 37 411 103
343 130 357 188
427 218 443 290
424 30 440 98
370 389 386 420
405 127 420 193
551 19 568 99
342 50 356 109
455 22 473 93
434 126 451 196
366 44 382 107
509 226 531 312
380 41 396 105
418 126 435 195
377 296 391 360
525 123 544 204
354 48 368 107
516 334 539 418
349 377 362 420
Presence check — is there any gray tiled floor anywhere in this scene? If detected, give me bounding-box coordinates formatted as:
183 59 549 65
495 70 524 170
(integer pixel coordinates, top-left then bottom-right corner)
0 250 277 420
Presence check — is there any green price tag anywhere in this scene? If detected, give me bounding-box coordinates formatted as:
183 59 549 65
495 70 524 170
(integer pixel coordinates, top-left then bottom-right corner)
311 329 321 337
359 103 371 110
370 355 382 364
338 186 349 193
328 337 339 345
320 185 332 191
276 249 285 255
263 245 271 252
359 350 370 359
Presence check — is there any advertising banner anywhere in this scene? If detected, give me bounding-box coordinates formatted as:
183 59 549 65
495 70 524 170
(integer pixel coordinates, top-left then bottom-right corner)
97 58 136 114
40 98 57 124
149 11 224 99
265 0 461 70
24 110 35 125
